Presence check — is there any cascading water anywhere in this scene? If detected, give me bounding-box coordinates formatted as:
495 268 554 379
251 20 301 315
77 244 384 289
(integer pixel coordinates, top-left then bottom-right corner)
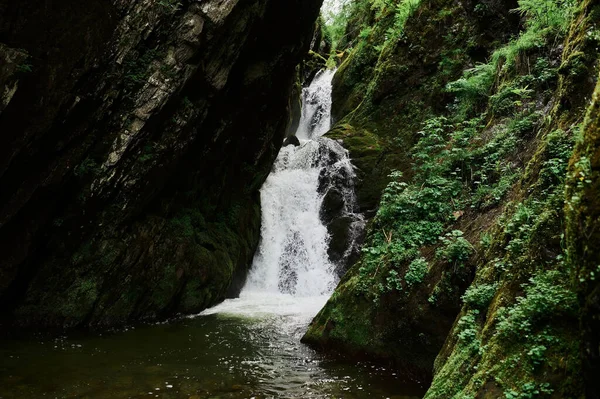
295 69 335 140
244 140 337 297
184 69 410 397
205 68 358 313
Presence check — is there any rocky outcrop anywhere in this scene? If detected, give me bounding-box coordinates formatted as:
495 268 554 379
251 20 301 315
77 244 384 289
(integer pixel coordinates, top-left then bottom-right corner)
328 0 520 214
0 0 322 329
424 3 599 397
316 138 366 275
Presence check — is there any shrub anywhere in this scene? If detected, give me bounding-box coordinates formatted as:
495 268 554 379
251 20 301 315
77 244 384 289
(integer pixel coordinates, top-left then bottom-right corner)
436 230 474 268
497 270 577 337
405 257 429 287
385 269 403 292
462 282 498 309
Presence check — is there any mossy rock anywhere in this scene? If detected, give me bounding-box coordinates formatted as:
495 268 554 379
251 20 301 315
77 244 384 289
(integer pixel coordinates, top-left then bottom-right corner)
325 123 389 213
566 72 600 397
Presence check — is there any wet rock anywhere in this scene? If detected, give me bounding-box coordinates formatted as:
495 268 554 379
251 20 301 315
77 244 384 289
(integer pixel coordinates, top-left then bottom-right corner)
283 135 301 147
320 189 344 218
315 138 366 275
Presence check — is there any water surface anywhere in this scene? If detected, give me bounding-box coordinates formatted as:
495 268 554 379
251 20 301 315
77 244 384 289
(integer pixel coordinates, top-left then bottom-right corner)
0 293 426 398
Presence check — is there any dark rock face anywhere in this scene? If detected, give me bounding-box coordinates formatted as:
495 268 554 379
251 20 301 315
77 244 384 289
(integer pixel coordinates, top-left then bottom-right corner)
0 0 323 329
316 139 365 276
325 124 386 216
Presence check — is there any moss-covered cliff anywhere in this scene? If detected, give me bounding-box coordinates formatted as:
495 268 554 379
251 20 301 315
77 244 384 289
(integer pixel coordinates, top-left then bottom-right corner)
0 0 323 329
424 1 599 396
304 0 600 396
565 57 600 399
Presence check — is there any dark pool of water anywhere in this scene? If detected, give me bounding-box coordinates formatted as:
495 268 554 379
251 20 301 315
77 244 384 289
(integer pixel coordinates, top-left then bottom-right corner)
0 300 427 399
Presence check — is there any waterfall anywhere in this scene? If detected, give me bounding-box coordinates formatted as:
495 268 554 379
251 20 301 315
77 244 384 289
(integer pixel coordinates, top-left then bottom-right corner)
244 69 345 297
244 141 335 296
202 68 363 317
295 69 336 140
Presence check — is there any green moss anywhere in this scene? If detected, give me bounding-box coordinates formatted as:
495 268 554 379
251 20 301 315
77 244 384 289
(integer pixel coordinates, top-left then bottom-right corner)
564 54 600 396
424 2 598 396
304 274 375 350
325 124 387 209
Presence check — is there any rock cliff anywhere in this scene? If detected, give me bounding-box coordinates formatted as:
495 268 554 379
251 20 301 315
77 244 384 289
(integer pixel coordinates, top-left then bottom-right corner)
0 0 322 329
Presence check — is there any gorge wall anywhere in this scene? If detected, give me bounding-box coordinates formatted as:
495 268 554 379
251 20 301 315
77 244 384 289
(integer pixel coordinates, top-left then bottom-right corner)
0 0 323 329
305 0 600 397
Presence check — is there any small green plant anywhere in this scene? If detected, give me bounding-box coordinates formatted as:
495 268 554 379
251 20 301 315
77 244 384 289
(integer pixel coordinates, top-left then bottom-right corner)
503 203 535 257
447 63 494 117
497 270 577 338
526 344 547 367
358 27 372 40
462 282 498 309
386 269 403 291
538 129 574 191
428 289 439 305
436 230 474 269
405 257 428 287
480 232 493 249
490 84 533 115
389 0 421 38
456 310 481 352
504 382 554 399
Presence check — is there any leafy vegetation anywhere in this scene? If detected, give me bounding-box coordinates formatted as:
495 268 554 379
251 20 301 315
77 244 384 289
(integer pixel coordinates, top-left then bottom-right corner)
462 282 498 310
307 0 595 396
405 257 428 286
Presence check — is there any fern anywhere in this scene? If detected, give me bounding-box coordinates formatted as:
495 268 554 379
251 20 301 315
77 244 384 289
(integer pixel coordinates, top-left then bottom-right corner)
393 0 421 34
515 0 577 32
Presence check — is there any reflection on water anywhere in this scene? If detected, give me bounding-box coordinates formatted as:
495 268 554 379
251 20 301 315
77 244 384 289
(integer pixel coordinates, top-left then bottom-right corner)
0 294 426 399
